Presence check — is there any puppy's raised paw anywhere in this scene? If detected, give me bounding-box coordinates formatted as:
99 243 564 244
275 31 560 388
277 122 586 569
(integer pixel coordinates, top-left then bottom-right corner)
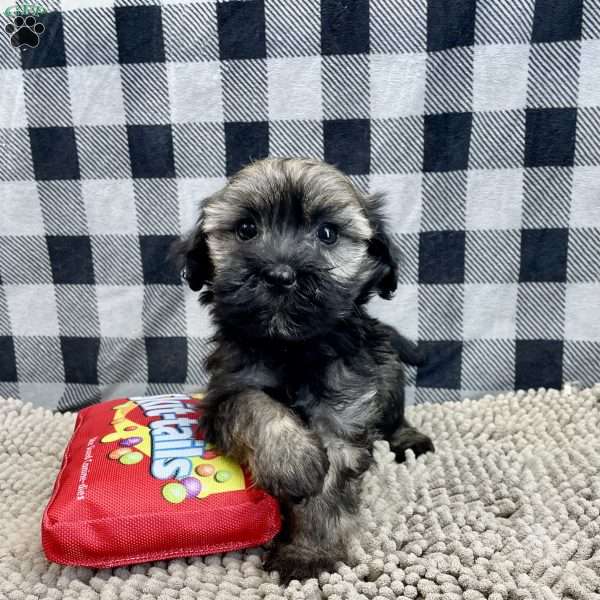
252 431 330 501
264 543 337 584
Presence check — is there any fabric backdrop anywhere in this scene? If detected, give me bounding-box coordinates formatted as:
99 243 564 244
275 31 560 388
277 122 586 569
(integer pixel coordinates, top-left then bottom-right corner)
0 0 599 411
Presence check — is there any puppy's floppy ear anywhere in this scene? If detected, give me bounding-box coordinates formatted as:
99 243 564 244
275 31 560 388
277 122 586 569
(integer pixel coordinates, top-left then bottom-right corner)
171 216 213 292
364 193 399 300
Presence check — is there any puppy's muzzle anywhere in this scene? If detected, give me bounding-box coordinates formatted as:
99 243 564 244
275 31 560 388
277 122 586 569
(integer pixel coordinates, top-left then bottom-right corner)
263 264 296 290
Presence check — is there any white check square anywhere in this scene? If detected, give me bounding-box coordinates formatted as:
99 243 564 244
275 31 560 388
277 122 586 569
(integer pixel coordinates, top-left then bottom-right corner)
0 182 43 235
68 65 126 126
178 177 227 233
565 284 600 340
168 61 224 123
463 284 518 339
82 179 137 235
97 285 144 338
185 288 215 338
268 56 322 121
579 40 600 106
368 284 419 340
370 53 426 118
466 169 524 230
0 69 26 128
473 44 530 111
4 285 60 336
571 166 600 227
370 174 422 233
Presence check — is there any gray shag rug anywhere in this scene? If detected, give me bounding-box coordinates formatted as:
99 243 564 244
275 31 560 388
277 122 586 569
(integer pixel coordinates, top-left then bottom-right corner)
1 385 599 600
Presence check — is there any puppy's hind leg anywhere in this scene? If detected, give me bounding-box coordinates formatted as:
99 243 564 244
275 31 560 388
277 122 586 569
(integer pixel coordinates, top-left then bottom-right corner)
387 418 434 463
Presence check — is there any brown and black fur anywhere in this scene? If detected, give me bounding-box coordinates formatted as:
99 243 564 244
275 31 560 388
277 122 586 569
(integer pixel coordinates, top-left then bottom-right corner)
174 158 433 582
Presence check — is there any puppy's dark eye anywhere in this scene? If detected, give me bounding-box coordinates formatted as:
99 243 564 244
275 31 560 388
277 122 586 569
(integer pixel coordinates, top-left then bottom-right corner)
317 223 338 245
236 218 258 241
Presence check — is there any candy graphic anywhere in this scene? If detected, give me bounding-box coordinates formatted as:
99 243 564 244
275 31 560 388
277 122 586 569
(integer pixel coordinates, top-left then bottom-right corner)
119 451 143 465
162 482 187 504
215 470 231 483
195 464 215 478
119 436 143 447
181 477 202 498
202 450 219 460
108 448 131 460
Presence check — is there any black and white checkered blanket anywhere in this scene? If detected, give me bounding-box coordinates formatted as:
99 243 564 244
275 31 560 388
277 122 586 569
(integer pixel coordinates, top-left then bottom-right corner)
1 0 598 411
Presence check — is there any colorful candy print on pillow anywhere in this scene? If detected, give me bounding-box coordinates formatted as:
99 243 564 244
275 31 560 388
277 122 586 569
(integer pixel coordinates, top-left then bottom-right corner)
42 394 281 568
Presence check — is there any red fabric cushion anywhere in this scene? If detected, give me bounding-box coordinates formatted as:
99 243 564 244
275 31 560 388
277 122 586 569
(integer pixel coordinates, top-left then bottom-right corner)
42 394 280 568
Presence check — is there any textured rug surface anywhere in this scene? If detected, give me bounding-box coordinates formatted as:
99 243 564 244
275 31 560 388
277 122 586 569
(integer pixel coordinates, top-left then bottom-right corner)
1 385 599 600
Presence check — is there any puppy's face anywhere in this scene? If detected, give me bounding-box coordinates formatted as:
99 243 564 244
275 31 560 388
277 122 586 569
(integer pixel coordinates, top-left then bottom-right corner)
176 158 398 341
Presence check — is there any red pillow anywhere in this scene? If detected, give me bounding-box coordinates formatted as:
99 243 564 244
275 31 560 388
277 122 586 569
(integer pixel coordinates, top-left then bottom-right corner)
42 394 281 568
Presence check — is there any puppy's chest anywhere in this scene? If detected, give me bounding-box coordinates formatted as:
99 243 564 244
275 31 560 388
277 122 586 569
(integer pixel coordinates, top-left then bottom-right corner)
261 357 379 429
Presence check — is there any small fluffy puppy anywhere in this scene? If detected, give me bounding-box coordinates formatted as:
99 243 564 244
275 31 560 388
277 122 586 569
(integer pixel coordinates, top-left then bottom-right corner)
175 158 433 582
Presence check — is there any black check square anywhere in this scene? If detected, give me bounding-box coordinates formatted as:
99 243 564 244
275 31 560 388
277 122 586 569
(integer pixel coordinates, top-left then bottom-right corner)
115 6 165 64
321 0 369 55
532 0 583 43
0 337 17 382
140 235 181 285
324 119 370 175
224 121 269 176
515 339 563 390
61 337 100 384
423 113 472 172
21 11 66 70
525 108 577 167
427 0 476 51
217 1 266 60
419 231 466 284
127 125 175 179
47 235 95 285
416 340 463 389
520 228 569 282
29 127 80 181
145 337 187 383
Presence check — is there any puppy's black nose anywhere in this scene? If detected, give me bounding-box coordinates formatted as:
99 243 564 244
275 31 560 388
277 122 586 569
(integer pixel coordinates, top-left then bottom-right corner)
263 264 296 288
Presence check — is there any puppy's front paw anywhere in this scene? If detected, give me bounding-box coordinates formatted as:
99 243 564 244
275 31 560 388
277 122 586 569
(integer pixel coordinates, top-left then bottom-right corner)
264 543 337 584
252 429 329 501
389 426 434 462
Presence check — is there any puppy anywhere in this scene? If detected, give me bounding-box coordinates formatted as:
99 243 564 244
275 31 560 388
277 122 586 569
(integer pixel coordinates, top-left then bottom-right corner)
174 158 433 582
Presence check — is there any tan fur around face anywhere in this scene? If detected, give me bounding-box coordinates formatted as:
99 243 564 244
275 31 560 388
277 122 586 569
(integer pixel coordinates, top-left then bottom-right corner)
201 158 373 240
200 158 376 283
